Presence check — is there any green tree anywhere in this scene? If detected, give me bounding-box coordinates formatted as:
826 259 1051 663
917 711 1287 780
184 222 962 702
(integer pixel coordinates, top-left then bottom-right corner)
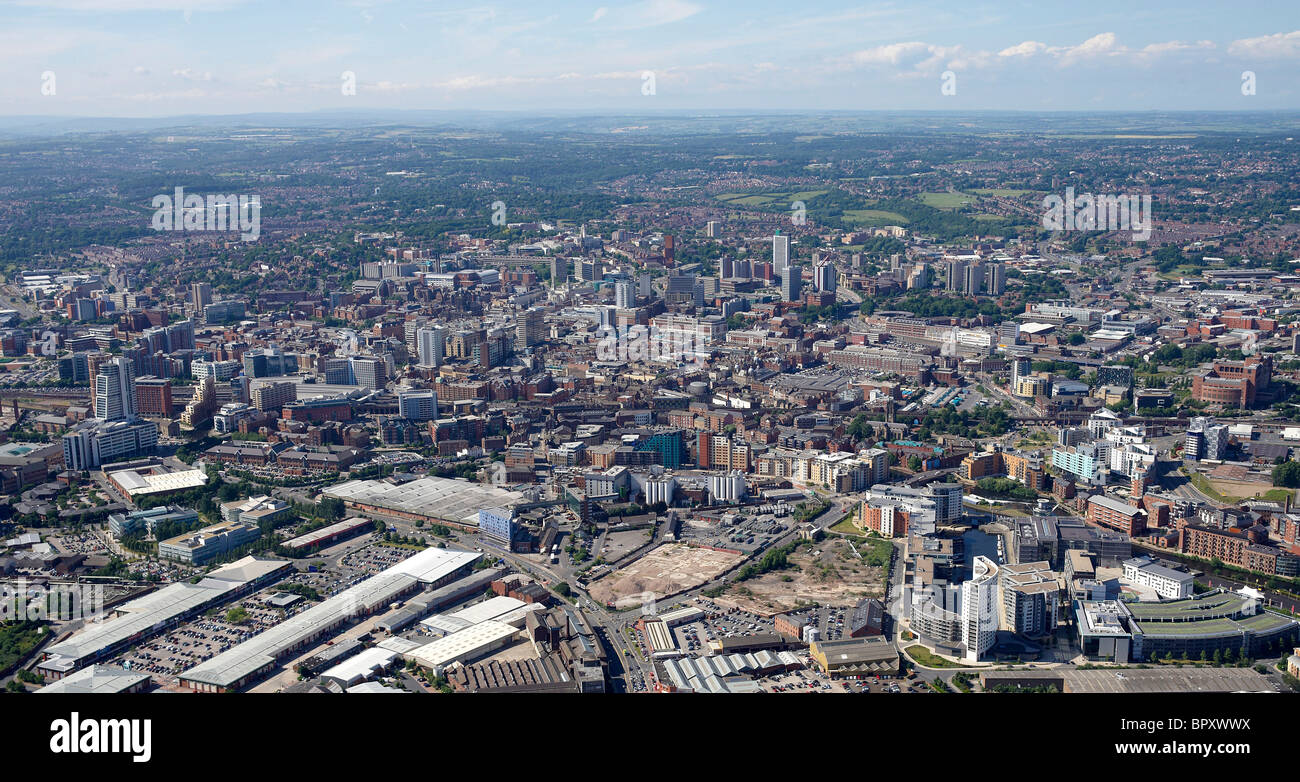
1273 460 1300 488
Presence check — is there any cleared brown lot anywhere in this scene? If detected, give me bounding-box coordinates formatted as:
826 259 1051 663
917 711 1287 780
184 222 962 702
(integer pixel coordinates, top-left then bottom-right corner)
589 543 743 609
717 537 888 616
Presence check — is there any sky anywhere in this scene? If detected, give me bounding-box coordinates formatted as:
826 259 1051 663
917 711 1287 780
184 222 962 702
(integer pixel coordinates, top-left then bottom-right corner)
3 0 1300 117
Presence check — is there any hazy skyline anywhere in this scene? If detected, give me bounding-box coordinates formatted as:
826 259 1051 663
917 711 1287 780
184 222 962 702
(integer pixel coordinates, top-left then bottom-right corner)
4 0 1300 116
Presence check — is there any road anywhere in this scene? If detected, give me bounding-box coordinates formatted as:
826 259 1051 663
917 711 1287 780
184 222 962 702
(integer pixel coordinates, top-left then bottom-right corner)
974 371 1039 417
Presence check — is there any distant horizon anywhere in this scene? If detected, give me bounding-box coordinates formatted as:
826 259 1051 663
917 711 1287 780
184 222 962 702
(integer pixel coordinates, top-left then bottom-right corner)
11 107 1300 119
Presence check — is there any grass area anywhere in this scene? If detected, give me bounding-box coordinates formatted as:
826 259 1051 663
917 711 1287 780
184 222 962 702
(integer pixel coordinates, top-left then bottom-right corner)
906 645 967 669
828 513 864 537
1053 133 1198 140
842 208 909 226
918 191 976 210
1185 470 1236 503
714 189 828 208
1015 431 1054 448
1184 469 1291 504
0 621 51 675
970 188 1033 197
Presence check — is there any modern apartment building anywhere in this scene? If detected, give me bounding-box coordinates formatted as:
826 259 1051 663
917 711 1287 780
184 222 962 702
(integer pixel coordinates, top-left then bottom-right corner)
1122 556 1194 599
999 561 1060 638
961 556 1000 662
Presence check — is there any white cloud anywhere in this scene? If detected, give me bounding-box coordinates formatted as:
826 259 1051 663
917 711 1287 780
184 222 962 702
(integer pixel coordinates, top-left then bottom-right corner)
6 0 247 10
999 41 1047 58
1138 40 1214 56
590 7 607 22
1228 30 1300 59
1059 32 1119 64
847 42 964 76
114 87 208 101
997 34 1211 65
851 41 933 66
431 74 546 91
171 68 212 81
371 80 419 92
596 0 702 30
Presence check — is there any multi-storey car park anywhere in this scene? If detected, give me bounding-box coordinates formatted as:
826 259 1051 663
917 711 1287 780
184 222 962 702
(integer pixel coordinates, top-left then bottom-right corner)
1075 588 1299 664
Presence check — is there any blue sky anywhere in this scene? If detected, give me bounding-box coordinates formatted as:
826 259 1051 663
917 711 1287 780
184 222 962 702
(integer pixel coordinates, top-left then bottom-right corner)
4 0 1300 116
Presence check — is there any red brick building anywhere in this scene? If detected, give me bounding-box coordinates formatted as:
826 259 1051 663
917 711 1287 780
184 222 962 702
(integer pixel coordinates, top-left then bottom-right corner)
1087 494 1147 536
1191 355 1272 407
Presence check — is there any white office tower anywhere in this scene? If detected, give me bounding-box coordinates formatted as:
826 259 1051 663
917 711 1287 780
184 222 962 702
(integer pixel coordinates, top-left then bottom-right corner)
638 273 653 298
397 389 439 421
706 221 719 238
781 266 802 302
1011 357 1031 388
814 263 836 293
94 357 136 421
772 233 790 277
350 356 387 389
404 319 423 354
961 556 1000 663
615 281 636 310
1185 417 1228 461
416 326 447 368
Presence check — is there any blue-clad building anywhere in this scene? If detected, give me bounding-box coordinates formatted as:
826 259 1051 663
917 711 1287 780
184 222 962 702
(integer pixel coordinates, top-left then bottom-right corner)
478 506 515 544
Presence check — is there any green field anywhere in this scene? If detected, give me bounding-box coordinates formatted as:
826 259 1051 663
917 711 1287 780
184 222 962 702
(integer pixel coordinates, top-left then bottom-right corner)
918 191 976 210
828 514 865 537
715 189 829 208
842 209 909 226
971 188 1034 197
1054 134 1198 140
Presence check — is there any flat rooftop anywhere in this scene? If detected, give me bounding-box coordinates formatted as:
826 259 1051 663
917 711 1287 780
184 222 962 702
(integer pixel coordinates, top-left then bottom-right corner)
36 664 150 694
323 476 527 526
40 556 287 670
180 547 480 689
108 467 209 496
